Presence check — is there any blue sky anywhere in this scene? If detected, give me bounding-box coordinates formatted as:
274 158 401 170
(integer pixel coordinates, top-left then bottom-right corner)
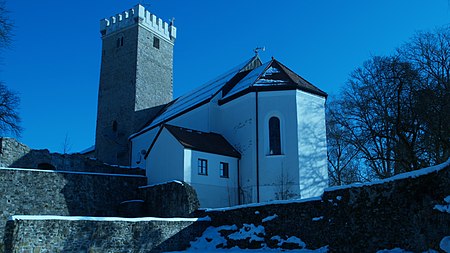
2 0 449 153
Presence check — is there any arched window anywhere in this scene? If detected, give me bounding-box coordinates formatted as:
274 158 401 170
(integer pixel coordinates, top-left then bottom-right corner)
269 116 281 155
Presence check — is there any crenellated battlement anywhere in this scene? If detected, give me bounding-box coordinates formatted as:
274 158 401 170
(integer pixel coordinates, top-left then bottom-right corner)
100 4 176 43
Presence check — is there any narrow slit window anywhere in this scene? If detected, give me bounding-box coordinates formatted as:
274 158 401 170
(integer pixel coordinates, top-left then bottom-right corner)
112 121 118 132
269 116 281 155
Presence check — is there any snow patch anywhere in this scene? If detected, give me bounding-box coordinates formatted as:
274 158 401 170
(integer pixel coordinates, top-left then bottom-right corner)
262 214 278 223
120 200 144 204
312 216 324 221
10 215 205 222
264 66 281 75
139 180 184 189
228 224 265 242
0 167 145 178
376 248 413 253
175 223 328 252
434 196 450 214
205 197 321 212
189 225 237 251
271 235 306 248
336 196 342 201
441 236 450 252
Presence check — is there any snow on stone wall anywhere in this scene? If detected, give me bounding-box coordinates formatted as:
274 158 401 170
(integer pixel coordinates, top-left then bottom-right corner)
204 159 450 252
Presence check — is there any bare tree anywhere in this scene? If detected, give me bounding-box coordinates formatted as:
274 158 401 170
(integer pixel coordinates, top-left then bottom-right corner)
0 1 20 137
61 133 72 154
333 56 424 179
398 26 450 164
273 165 297 200
0 82 21 136
0 0 12 49
326 100 362 185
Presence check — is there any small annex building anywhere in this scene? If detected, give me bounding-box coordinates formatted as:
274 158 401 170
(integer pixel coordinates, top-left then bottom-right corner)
94 4 329 208
145 125 240 207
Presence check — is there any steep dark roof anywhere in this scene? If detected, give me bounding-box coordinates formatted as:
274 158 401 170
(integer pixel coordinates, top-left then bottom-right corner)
146 125 241 158
220 59 327 104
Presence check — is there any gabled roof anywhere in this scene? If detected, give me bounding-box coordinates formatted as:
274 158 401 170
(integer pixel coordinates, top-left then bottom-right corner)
131 56 327 139
145 125 241 159
220 59 327 104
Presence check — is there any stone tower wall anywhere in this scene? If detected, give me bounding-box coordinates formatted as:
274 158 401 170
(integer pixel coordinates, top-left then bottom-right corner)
95 5 175 165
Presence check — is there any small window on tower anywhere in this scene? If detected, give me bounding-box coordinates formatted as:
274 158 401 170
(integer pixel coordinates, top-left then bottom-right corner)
116 36 124 48
112 121 118 132
153 37 160 49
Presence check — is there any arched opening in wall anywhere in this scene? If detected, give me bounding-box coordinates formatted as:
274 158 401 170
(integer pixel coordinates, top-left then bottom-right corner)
269 116 281 155
112 120 118 132
37 163 56 170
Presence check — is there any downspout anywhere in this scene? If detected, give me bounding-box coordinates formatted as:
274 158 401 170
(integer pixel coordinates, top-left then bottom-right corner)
255 91 260 203
237 159 241 205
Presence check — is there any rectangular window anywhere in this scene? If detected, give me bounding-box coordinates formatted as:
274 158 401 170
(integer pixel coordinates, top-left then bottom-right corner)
220 162 229 178
153 37 160 49
198 159 208 175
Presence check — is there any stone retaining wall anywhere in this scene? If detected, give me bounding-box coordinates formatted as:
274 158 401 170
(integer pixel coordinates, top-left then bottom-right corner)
206 161 450 252
4 217 209 253
0 167 146 250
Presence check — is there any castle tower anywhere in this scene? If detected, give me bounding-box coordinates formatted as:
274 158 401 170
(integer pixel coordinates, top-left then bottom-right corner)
95 5 176 165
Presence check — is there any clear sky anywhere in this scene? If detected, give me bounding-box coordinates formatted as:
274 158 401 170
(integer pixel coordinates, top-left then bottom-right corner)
1 0 449 153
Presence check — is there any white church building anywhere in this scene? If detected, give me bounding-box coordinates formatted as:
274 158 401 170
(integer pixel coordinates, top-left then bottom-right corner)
95 5 328 208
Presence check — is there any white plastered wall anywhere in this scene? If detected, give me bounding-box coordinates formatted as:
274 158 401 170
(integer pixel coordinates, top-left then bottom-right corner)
296 90 328 198
216 93 257 204
257 90 301 202
130 128 159 169
185 150 239 208
145 128 184 184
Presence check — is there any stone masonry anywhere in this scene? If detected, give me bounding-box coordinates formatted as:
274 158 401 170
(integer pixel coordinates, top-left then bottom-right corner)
0 160 448 252
4 218 209 253
0 138 145 175
95 4 175 166
205 160 450 252
0 167 147 251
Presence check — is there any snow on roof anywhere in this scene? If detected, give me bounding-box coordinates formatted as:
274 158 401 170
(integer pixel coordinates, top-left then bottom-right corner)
221 61 271 100
326 158 450 192
130 56 262 139
78 145 95 154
